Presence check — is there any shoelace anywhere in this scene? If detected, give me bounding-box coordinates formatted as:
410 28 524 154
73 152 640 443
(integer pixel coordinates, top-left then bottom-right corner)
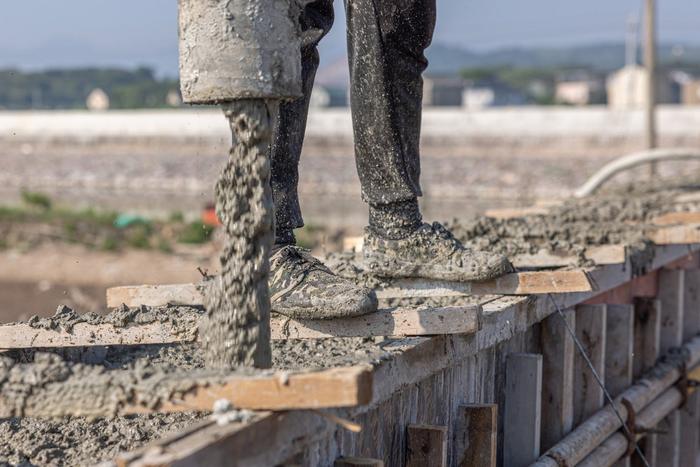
270 247 326 303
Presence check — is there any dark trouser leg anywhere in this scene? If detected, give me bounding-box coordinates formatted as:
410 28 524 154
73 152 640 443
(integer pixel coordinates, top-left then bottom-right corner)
271 0 334 247
345 0 436 239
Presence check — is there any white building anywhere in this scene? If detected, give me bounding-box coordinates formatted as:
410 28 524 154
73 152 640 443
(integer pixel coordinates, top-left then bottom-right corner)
86 88 110 111
555 80 599 106
606 65 673 110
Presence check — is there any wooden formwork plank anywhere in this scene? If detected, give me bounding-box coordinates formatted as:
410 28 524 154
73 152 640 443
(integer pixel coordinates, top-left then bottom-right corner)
504 353 543 467
0 365 374 418
605 305 634 398
512 245 626 269
0 321 196 349
108 270 594 305
108 283 201 308
381 270 593 298
118 411 331 467
270 305 480 339
679 269 700 467
335 458 384 467
656 268 685 467
604 304 635 467
455 404 497 467
649 225 700 245
406 425 447 467
652 211 700 226
7 306 480 349
573 304 607 426
632 298 661 467
540 308 575 452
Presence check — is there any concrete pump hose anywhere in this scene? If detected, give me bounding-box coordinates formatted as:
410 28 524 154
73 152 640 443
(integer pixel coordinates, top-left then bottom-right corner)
573 148 700 198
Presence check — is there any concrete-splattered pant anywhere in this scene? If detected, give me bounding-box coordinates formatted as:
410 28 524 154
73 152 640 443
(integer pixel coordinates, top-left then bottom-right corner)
270 0 436 237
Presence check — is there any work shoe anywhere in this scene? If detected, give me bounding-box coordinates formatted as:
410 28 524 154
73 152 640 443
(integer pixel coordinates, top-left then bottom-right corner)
269 245 378 320
363 222 513 282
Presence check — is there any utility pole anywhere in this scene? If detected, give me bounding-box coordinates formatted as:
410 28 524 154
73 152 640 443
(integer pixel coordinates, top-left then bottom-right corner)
626 14 638 67
644 0 658 176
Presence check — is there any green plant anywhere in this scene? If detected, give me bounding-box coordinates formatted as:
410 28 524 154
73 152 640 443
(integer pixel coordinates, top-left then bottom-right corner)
157 237 173 253
168 211 185 223
177 221 214 244
100 236 120 252
125 224 152 249
21 190 52 210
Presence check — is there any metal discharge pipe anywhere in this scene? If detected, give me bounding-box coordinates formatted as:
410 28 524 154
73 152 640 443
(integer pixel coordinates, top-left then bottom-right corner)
178 0 302 369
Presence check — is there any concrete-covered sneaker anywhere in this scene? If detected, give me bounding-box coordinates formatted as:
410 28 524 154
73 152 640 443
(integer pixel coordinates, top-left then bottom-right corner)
363 222 513 282
269 245 378 319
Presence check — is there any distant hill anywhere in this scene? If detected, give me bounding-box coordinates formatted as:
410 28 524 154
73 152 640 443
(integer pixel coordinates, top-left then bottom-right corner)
0 67 179 110
317 42 700 87
425 42 700 74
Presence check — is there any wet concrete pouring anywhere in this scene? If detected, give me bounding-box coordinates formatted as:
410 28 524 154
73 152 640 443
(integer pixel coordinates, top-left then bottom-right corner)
2 181 700 466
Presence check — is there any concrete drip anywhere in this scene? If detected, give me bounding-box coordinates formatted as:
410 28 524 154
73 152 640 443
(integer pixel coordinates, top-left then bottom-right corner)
202 100 275 370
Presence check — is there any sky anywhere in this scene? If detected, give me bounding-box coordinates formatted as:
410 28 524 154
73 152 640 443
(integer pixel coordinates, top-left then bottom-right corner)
0 0 698 77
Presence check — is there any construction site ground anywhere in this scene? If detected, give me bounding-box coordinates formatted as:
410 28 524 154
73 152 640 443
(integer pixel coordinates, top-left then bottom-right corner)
2 177 700 465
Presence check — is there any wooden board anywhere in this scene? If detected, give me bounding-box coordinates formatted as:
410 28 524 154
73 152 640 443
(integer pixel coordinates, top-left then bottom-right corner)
632 298 661 467
649 224 700 245
1 365 374 418
270 305 480 339
380 270 593 298
455 404 497 467
656 268 685 467
652 211 700 226
0 305 480 349
573 304 607 426
108 283 202 308
406 425 447 467
540 308 575 452
604 304 634 398
108 270 593 306
679 269 700 467
0 321 197 349
503 353 542 467
512 245 626 269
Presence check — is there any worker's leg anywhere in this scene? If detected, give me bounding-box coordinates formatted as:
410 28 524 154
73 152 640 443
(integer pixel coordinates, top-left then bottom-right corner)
268 1 377 319
345 0 434 238
346 0 512 281
270 0 334 247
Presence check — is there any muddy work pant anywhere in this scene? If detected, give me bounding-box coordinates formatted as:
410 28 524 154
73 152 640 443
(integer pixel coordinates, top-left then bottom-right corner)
270 0 436 241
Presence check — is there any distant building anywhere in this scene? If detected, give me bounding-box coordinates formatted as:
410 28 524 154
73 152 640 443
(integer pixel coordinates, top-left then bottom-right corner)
555 80 601 106
606 65 673 110
682 80 700 105
423 75 466 106
86 88 110 111
166 90 182 107
309 84 348 108
462 82 527 110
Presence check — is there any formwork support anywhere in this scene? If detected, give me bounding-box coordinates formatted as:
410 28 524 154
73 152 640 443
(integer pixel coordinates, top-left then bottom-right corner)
605 304 634 467
455 404 497 467
631 298 661 467
504 353 542 467
540 309 575 451
573 304 607 426
406 425 447 467
679 268 700 467
655 268 684 467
